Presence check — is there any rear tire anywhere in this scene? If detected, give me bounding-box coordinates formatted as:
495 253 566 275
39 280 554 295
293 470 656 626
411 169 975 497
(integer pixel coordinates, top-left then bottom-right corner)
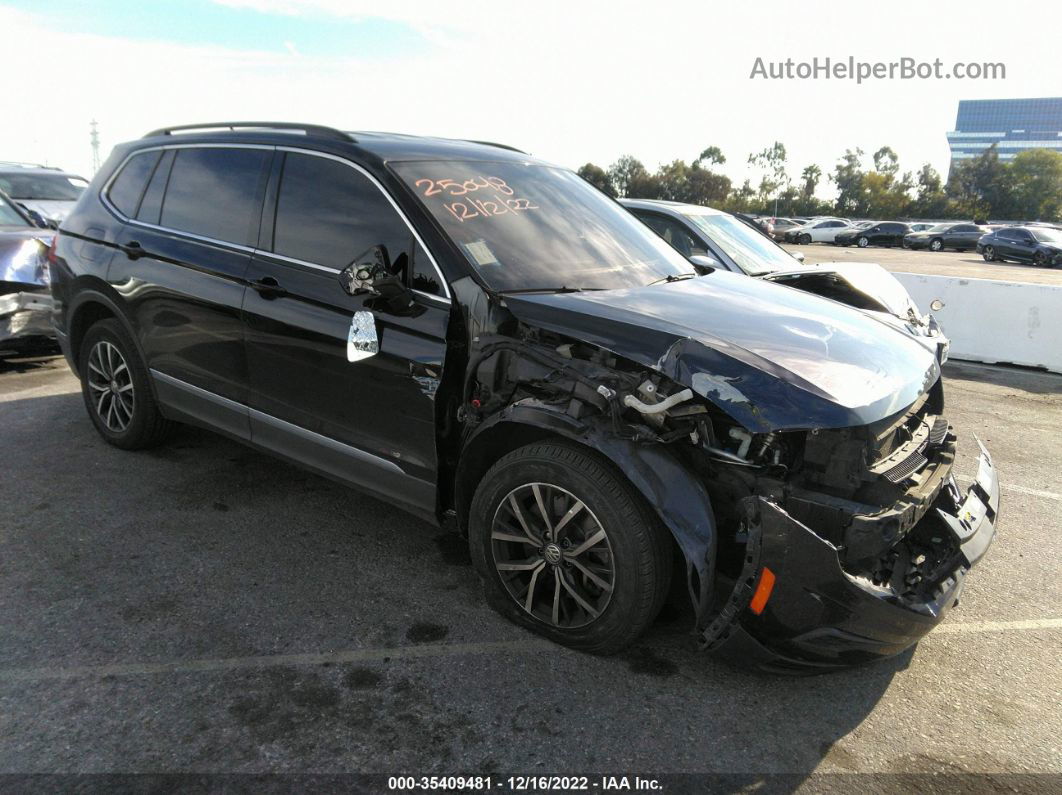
78 319 176 450
469 441 671 655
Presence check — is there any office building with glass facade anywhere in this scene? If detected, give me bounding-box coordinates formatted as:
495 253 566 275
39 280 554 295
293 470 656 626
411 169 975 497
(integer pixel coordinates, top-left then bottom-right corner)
947 97 1062 171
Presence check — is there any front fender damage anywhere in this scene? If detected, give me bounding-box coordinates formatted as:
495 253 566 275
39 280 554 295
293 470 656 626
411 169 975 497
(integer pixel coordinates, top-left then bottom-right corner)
465 403 718 622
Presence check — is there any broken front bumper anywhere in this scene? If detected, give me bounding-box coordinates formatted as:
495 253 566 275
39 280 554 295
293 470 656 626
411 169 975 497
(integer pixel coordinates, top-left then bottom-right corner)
0 291 54 351
702 441 999 673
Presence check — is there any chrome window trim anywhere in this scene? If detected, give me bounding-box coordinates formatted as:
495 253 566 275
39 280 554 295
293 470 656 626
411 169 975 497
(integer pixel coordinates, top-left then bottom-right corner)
100 142 452 304
100 143 275 256
275 146 451 301
150 369 403 475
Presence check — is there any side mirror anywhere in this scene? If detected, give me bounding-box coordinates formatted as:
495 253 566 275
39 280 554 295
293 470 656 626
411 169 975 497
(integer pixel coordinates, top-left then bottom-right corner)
339 244 416 312
688 254 720 273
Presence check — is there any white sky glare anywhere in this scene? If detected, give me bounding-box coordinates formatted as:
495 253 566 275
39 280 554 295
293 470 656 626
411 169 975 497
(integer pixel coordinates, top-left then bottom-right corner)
2 0 1060 192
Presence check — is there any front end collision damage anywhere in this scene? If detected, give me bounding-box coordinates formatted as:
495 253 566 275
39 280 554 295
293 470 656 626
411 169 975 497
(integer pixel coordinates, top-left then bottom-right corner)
0 233 54 352
446 273 999 671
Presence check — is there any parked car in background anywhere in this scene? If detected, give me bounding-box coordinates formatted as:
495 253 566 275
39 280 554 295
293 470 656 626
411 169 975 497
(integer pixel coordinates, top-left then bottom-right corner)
977 226 1062 266
0 190 54 354
760 217 803 241
0 162 89 226
904 223 985 252
907 223 936 233
782 218 851 244
51 123 999 671
835 221 911 248
621 199 949 363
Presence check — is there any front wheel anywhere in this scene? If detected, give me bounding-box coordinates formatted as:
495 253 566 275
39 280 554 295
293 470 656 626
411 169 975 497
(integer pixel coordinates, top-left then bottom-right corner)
469 441 671 655
79 318 176 450
857 236 870 248
798 233 811 244
982 246 997 262
1033 252 1047 267
930 238 943 252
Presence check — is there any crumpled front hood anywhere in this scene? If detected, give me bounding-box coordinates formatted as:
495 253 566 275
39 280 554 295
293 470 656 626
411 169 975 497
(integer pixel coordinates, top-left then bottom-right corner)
764 262 920 320
15 199 75 222
0 229 52 286
503 270 939 433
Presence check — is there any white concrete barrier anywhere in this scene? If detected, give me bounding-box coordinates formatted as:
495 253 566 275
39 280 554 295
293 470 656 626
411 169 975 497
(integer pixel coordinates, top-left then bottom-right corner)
893 272 1062 374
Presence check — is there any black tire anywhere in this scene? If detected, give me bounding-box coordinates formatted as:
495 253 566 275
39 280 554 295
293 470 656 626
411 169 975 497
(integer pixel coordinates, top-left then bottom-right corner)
78 318 176 450
857 236 870 248
930 238 943 252
469 441 671 655
1033 252 1047 268
798 233 811 244
982 246 997 262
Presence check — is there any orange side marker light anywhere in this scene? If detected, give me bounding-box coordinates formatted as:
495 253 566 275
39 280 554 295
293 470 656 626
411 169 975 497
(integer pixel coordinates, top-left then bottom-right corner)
749 567 776 615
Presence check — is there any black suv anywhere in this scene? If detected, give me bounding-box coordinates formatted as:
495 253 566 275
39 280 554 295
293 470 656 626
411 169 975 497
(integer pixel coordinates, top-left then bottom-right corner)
834 222 911 248
51 123 999 671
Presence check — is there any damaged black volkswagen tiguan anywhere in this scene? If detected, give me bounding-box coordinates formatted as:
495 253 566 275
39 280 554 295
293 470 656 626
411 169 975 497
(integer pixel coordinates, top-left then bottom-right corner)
50 123 999 672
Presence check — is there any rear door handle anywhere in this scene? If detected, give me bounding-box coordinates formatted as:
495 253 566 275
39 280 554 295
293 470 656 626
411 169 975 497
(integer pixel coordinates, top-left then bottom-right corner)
120 240 145 259
250 276 287 298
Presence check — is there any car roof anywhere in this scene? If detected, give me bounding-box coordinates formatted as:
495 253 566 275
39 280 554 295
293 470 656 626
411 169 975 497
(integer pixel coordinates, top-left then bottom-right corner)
618 198 727 217
133 123 543 166
0 164 84 178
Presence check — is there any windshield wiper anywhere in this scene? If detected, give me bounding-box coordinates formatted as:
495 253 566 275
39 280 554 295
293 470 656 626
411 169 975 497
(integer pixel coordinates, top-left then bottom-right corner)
497 286 605 295
646 272 697 286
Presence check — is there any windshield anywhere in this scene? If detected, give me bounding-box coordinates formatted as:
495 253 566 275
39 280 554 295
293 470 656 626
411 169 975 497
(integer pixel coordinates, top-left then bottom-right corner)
0 173 88 201
1031 227 1062 243
0 195 27 227
682 212 798 276
391 161 693 292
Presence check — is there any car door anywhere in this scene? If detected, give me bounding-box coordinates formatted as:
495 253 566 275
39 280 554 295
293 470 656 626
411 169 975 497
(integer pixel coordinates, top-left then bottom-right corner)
241 149 450 517
106 144 273 439
950 225 978 249
1009 229 1037 261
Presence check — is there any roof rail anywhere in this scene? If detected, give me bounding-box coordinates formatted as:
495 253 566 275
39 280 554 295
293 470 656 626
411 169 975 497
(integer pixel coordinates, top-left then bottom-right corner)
143 122 353 142
463 140 528 154
0 160 53 169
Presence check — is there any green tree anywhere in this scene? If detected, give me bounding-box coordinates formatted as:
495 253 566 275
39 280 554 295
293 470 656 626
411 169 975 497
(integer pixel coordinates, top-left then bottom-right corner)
832 149 866 215
800 164 822 199
576 162 615 196
748 141 789 216
1008 149 1062 221
694 146 726 168
911 163 948 218
607 155 651 197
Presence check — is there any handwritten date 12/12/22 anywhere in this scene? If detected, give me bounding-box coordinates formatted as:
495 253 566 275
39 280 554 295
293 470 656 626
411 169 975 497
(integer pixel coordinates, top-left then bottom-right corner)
414 176 539 223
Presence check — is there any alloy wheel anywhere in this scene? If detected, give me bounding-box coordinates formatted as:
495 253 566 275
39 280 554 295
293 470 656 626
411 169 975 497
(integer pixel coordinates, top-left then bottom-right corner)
931 239 942 251
86 340 135 433
983 246 994 262
491 482 614 629
858 236 869 248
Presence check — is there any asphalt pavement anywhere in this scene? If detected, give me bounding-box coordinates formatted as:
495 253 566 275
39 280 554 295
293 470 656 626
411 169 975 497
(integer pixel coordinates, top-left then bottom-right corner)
1 355 1060 787
782 243 1062 285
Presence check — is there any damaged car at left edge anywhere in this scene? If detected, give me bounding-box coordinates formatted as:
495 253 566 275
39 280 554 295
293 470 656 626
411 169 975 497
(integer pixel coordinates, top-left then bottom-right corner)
1 189 54 356
51 124 999 673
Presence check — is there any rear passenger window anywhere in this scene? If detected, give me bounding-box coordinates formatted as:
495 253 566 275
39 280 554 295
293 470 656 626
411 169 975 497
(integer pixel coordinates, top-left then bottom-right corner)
107 151 162 218
136 150 174 225
160 148 269 245
273 152 441 294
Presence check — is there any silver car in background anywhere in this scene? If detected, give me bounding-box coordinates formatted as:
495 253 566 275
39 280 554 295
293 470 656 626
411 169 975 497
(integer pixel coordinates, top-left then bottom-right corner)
0 162 89 226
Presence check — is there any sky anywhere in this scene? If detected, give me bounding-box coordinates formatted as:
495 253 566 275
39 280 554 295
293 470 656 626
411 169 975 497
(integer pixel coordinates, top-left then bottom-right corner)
2 0 1060 197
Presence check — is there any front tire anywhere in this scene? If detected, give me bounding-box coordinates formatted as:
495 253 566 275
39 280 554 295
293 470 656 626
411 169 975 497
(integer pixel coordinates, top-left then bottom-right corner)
469 441 671 655
79 318 176 450
982 246 997 262
930 238 943 252
857 236 870 248
1033 252 1047 267
798 233 811 245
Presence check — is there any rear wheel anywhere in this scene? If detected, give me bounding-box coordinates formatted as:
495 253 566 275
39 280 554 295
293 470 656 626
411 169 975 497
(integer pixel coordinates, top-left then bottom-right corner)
79 319 176 449
469 441 671 654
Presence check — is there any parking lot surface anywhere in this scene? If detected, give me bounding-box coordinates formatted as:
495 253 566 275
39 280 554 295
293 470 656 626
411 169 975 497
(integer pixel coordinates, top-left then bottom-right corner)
783 243 1062 285
1 355 1060 784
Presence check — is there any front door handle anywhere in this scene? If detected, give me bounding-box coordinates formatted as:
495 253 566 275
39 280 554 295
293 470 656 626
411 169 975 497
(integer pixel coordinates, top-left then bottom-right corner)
250 276 287 299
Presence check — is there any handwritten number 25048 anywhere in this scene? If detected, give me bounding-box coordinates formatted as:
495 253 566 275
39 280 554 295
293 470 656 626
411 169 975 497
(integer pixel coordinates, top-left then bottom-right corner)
415 177 515 197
